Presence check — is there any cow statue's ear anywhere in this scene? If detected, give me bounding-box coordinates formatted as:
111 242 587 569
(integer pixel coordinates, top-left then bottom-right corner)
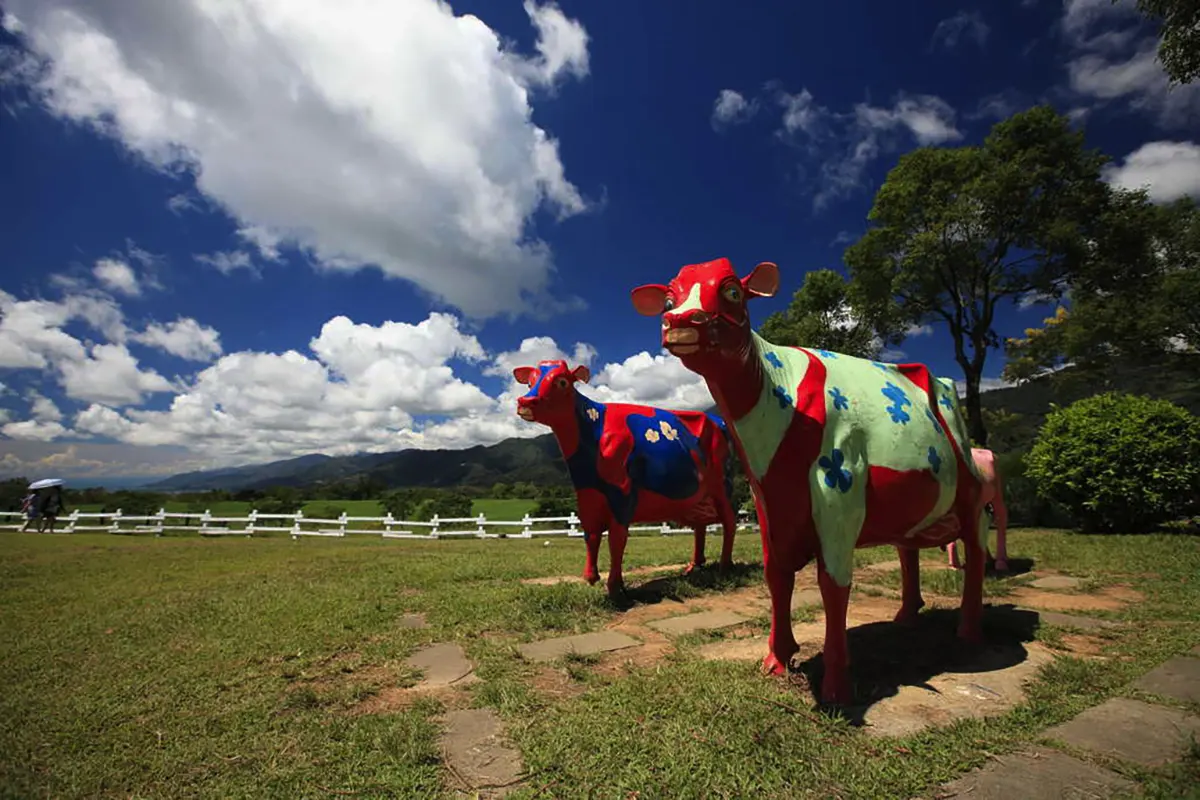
512 366 537 386
742 262 779 299
571 365 591 384
630 284 670 316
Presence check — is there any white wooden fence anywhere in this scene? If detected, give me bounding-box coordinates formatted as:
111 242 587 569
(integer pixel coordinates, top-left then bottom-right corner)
0 508 758 540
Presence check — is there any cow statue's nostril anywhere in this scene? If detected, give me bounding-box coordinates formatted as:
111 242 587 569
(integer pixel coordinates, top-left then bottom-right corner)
689 311 712 324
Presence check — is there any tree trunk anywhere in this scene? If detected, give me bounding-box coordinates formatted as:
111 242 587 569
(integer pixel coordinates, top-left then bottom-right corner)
962 370 988 447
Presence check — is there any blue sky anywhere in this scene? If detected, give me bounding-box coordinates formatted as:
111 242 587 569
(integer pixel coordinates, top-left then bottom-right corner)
1 0 1198 482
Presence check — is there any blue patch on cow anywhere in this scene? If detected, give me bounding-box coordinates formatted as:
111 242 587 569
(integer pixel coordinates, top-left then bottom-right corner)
765 352 784 369
814 348 837 359
928 446 942 474
772 386 793 409
625 409 704 503
829 387 849 411
872 361 891 371
563 396 637 525
926 408 943 434
939 394 954 410
522 364 557 399
819 448 853 493
882 381 912 424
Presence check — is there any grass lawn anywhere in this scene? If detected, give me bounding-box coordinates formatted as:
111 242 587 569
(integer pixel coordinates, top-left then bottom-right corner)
1 528 1197 798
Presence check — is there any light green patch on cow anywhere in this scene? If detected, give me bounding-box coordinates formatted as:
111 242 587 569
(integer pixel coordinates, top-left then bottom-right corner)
731 332 811 480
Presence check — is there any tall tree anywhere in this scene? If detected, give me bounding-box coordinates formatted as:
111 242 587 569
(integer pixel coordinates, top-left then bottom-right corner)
1130 0 1200 85
757 268 900 358
1005 190 1200 383
844 105 1109 445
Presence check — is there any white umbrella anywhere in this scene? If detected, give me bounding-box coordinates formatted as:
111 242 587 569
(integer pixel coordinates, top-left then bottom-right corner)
28 478 64 490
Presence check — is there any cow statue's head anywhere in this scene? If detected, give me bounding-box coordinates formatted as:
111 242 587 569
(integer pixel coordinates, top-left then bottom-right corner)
630 258 779 370
513 359 591 424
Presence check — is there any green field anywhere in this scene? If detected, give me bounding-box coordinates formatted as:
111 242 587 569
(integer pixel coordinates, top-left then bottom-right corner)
1 529 1197 798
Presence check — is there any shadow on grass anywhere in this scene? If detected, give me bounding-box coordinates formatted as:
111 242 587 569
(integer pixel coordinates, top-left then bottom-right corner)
793 604 1042 725
990 555 1035 577
606 561 764 610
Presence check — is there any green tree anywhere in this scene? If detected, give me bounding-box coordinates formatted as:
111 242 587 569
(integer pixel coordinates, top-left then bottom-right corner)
380 489 415 521
758 269 899 357
845 105 1109 445
1129 0 1200 85
1005 192 1200 383
0 477 30 511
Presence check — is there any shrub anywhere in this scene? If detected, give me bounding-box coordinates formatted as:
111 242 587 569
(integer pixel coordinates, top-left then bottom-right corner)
1025 392 1200 533
991 450 1075 529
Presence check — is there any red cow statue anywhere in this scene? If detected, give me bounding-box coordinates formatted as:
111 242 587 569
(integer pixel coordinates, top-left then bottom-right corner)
631 258 989 704
947 448 1010 572
513 359 739 595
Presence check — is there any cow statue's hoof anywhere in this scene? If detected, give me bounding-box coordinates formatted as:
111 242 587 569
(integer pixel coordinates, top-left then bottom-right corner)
583 570 600 586
994 559 1008 572
605 579 627 600
819 674 854 706
717 558 733 575
893 601 925 626
762 652 790 677
956 621 985 645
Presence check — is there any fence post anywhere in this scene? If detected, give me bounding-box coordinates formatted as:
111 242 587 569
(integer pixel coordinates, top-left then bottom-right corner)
201 510 211 532
382 512 394 537
521 513 532 538
109 509 122 534
430 514 440 538
338 512 348 537
290 512 301 540
567 512 579 536
476 512 486 538
247 509 258 536
65 509 79 534
660 522 671 535
154 508 166 537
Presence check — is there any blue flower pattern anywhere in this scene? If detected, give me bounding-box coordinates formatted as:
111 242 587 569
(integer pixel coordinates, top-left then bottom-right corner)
819 448 853 493
926 408 943 434
927 446 942 474
814 349 837 359
939 394 954 411
772 385 792 409
765 352 784 369
881 381 912 424
872 361 891 371
828 387 849 411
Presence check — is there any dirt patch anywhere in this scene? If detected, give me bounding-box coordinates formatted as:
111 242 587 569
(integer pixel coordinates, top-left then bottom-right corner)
529 666 589 701
351 683 471 716
1007 586 1134 612
1055 633 1110 659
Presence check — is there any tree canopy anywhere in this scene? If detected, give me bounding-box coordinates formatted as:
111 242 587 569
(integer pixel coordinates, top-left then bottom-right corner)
1131 0 1200 85
757 268 897 358
844 105 1110 446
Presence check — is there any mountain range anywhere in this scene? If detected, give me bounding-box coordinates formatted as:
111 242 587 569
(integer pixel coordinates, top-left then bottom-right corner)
146 358 1200 493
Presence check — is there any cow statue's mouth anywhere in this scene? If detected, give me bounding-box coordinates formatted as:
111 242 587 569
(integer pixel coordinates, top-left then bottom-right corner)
517 406 535 421
663 326 702 356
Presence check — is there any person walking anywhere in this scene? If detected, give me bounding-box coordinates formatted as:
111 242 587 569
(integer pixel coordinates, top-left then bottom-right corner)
19 492 38 532
37 486 66 534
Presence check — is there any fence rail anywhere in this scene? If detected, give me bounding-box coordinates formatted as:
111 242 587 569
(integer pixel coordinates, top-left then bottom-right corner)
0 509 759 540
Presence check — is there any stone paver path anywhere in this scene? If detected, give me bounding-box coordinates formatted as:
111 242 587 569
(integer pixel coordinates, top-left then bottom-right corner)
791 587 822 610
646 610 747 635
1032 610 1121 631
1133 650 1200 703
518 631 640 662
1028 575 1083 590
441 708 524 798
404 642 477 688
1045 696 1200 766
936 747 1137 799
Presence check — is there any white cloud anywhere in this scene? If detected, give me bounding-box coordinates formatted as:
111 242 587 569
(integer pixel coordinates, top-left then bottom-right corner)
588 352 713 410
711 89 757 128
92 258 139 296
27 390 62 422
2 0 592 319
773 88 961 210
1 418 70 441
1059 0 1200 128
931 11 989 50
1102 141 1200 202
904 323 934 337
59 343 172 406
952 377 1014 395
133 318 223 362
195 250 256 275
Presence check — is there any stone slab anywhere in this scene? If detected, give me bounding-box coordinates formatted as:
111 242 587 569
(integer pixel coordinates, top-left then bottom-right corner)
404 643 477 688
791 588 823 610
1033 611 1121 631
1044 696 1200 766
398 613 427 629
863 643 1057 737
1133 655 1200 704
647 610 748 635
441 708 523 796
517 631 640 662
937 747 1137 800
1029 575 1082 590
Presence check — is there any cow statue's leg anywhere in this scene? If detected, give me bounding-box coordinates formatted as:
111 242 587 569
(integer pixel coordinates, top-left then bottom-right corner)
957 511 986 644
992 493 1009 573
684 524 708 575
581 525 604 585
894 546 925 624
605 522 630 597
715 492 738 573
816 557 853 705
761 557 800 677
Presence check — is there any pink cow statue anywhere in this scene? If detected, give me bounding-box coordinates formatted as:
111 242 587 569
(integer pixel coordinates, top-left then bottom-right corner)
946 448 1009 572
631 258 990 705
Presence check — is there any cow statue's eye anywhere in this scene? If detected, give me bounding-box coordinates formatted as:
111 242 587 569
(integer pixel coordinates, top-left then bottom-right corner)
554 377 569 389
722 284 742 303
663 296 675 312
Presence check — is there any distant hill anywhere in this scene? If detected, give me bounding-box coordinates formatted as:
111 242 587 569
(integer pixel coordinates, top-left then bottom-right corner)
148 362 1200 493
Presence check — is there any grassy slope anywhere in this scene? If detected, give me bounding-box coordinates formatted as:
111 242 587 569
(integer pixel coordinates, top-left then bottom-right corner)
1 530 1197 799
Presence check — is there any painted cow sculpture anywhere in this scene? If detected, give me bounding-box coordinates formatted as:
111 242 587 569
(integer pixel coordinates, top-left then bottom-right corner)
631 258 988 705
947 448 1009 571
513 359 739 595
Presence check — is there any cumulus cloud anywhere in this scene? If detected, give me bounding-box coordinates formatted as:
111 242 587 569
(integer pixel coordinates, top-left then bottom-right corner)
1059 0 1200 128
1 0 593 319
931 11 989 51
132 318 223 362
1102 141 1200 202
773 88 961 210
711 89 757 129
92 258 139 296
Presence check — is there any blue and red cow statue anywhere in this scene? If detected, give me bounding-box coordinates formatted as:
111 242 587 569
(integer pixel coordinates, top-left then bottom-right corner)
513 359 739 596
631 257 989 705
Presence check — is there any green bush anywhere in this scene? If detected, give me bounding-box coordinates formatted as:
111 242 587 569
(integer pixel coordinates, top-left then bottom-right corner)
1025 392 1200 533
991 450 1074 529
